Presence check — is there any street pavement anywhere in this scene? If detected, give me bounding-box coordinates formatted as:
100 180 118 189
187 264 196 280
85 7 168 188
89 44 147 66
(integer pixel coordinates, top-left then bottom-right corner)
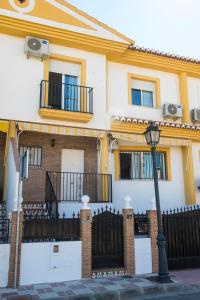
1 269 200 299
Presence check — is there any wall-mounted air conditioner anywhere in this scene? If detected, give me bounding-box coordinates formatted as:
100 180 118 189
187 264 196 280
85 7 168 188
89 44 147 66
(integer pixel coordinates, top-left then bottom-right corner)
191 109 200 123
25 36 49 59
163 103 182 119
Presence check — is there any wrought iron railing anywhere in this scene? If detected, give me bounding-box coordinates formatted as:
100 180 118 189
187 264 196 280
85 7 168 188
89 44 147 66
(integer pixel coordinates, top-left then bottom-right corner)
45 172 58 218
40 80 93 114
46 171 112 203
23 211 80 242
134 213 148 236
0 206 10 243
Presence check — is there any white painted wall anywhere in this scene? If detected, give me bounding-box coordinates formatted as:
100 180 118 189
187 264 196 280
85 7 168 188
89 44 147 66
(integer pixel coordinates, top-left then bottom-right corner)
20 241 82 285
6 141 19 214
108 62 181 122
0 34 109 130
0 244 10 288
192 143 200 204
135 238 152 275
188 77 200 112
111 146 185 212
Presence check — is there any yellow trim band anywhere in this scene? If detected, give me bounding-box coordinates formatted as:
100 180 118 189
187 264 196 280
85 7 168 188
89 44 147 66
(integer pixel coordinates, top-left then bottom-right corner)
39 108 93 123
182 145 196 205
179 72 190 124
112 121 200 142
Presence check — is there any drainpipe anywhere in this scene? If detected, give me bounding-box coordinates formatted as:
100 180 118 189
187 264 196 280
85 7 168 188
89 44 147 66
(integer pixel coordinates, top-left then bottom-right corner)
14 129 23 288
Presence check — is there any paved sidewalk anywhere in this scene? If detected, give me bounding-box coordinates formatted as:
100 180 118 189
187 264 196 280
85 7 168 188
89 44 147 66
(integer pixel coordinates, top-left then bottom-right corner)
171 269 200 285
0 271 200 300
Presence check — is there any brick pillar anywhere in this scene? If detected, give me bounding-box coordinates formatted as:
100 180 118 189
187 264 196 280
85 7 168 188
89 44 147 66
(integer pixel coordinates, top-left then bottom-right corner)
122 208 135 276
147 210 158 273
8 211 23 288
80 208 92 279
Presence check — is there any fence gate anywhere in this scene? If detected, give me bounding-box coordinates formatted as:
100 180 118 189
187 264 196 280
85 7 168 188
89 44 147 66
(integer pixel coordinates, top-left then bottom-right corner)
92 207 124 270
163 206 200 270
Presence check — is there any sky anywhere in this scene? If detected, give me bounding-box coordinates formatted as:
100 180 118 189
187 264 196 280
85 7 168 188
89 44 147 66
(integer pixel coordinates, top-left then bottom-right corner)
67 0 200 59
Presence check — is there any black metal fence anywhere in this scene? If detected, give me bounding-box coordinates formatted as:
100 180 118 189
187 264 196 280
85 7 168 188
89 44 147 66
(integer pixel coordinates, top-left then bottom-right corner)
45 172 58 218
134 213 148 236
47 171 112 203
92 206 124 269
40 80 93 114
23 211 80 242
163 205 200 270
0 205 10 243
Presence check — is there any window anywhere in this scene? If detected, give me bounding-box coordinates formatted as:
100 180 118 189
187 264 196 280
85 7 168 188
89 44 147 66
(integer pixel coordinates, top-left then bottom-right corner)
20 146 42 167
128 73 161 108
132 89 153 107
120 151 166 180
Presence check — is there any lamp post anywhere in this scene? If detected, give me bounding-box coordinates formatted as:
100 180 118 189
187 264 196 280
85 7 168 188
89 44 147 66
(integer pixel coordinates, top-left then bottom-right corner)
144 122 171 283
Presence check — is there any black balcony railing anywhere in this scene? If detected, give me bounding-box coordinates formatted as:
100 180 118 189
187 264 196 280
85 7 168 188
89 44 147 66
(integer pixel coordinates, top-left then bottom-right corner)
40 80 93 114
46 171 112 204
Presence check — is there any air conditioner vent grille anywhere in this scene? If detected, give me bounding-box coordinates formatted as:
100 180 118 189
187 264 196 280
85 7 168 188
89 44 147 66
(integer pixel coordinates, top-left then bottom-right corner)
27 38 41 51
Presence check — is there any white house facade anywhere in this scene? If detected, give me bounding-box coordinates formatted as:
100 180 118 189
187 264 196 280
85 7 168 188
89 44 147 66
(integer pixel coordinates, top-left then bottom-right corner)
0 0 200 288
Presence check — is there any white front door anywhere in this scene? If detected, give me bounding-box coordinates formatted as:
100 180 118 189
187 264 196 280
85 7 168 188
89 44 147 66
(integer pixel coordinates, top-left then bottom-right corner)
61 149 84 201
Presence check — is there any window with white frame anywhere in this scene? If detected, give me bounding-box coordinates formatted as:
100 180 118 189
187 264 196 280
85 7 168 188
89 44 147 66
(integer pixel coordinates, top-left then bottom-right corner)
20 146 42 167
131 79 156 107
120 151 166 180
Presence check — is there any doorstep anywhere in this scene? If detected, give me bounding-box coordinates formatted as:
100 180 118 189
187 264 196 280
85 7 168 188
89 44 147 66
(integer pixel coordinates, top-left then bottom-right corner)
1 274 200 300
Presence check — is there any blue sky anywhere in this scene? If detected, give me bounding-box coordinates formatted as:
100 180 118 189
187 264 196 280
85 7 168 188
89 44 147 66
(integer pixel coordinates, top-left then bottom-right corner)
67 0 200 59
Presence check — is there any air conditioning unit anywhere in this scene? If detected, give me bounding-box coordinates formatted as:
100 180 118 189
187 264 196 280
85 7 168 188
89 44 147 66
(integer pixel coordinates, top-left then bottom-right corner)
25 36 49 59
191 109 200 123
163 103 183 119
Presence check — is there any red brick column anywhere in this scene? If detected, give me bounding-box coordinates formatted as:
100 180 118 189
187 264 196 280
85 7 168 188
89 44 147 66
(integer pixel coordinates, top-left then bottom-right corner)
122 208 135 276
147 210 158 273
8 211 23 288
80 208 92 279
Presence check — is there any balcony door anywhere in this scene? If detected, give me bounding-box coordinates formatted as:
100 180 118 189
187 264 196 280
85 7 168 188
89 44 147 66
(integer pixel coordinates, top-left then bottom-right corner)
64 75 78 112
48 72 79 112
61 149 84 201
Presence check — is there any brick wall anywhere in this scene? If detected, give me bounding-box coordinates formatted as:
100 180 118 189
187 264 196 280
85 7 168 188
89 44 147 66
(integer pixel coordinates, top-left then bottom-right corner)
80 209 92 278
123 208 135 276
19 132 98 203
147 210 158 273
0 133 6 201
8 211 23 288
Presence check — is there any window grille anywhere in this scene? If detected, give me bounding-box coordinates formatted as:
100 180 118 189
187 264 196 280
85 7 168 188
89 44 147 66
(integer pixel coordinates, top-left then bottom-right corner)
20 146 42 167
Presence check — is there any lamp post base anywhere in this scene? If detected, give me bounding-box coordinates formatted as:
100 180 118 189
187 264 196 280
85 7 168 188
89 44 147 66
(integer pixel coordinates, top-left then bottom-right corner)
157 233 171 283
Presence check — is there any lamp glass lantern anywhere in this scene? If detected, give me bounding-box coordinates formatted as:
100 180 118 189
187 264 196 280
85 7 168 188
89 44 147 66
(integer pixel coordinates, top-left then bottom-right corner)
144 123 161 148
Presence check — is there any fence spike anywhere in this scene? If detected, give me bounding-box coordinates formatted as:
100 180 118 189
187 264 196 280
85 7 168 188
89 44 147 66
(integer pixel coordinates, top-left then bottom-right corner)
101 207 103 213
72 212 75 219
97 208 100 214
77 212 80 219
94 210 96 216
109 206 112 212
105 205 108 211
117 210 120 215
113 208 116 214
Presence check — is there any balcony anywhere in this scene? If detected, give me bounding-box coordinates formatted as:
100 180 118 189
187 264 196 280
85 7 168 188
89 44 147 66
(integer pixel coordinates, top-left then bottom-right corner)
39 80 93 122
45 171 112 216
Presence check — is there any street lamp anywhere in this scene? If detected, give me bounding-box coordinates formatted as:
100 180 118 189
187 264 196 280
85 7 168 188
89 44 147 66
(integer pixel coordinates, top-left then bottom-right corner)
144 122 171 283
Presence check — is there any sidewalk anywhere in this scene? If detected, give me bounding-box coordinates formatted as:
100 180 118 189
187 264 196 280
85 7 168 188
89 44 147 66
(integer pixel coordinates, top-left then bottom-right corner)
1 270 200 300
